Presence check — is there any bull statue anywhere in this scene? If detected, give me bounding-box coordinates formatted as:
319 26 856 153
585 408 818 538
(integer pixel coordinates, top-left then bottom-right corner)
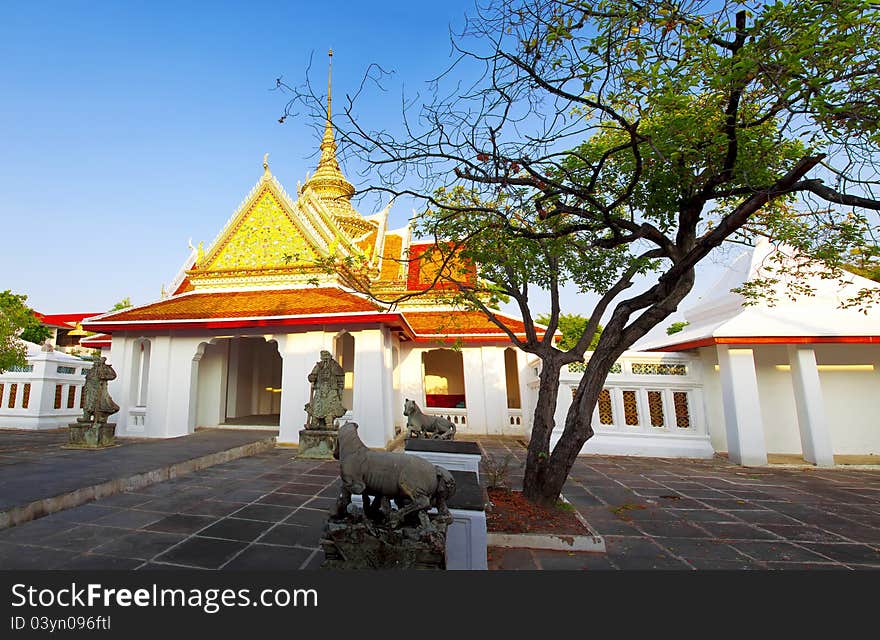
403 398 456 440
332 422 456 530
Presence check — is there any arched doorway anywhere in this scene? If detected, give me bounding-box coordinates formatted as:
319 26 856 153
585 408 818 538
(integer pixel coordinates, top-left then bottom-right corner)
196 336 282 428
421 349 466 408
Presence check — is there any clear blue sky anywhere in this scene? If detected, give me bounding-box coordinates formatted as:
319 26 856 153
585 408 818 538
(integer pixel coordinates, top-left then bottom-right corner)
0 0 728 329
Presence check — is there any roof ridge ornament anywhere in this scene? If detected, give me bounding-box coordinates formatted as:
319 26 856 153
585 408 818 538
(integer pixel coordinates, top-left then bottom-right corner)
263 152 271 176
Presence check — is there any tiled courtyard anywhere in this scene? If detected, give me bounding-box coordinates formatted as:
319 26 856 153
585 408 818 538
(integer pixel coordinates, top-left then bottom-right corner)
0 438 877 570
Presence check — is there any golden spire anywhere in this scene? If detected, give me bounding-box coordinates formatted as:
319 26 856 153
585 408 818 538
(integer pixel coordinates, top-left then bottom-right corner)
304 48 357 219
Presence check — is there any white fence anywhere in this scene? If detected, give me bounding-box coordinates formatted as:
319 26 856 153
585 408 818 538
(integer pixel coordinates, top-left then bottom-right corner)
0 344 93 430
524 351 714 458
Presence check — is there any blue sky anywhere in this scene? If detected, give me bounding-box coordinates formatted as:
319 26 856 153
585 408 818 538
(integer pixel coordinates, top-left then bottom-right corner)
0 0 730 329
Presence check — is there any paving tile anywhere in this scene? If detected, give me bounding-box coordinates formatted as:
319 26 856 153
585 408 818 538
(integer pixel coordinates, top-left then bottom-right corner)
179 500 248 518
730 541 831 563
93 509 164 530
796 543 880 564
257 492 312 508
58 553 144 570
93 530 187 560
231 503 295 523
40 524 125 552
694 521 780 540
145 514 215 535
532 550 617 570
756 524 848 543
0 543 72 569
155 537 248 569
199 518 274 542
223 544 313 570
258 524 323 548
285 507 329 528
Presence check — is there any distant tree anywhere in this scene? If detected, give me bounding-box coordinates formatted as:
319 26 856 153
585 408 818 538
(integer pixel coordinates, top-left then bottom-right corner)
111 297 132 311
0 290 46 373
537 313 602 351
666 321 690 336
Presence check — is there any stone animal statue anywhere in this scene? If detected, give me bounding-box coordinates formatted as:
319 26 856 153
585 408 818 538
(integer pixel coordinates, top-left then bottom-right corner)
403 398 456 440
332 422 456 529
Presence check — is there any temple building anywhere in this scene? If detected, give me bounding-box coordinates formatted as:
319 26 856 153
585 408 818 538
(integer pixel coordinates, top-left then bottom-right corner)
81 69 533 449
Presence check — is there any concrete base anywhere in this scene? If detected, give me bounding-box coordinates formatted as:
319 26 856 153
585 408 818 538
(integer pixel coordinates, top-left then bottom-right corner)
296 429 338 460
404 440 482 479
570 430 715 459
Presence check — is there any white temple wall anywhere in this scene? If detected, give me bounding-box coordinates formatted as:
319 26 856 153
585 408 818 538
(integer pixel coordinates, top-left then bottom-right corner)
277 331 325 446
753 345 803 455
196 341 227 427
814 344 880 455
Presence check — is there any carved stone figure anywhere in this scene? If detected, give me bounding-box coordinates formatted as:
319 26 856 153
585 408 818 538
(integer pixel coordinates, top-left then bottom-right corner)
331 422 456 530
68 357 119 448
304 350 346 430
79 357 120 426
403 398 456 440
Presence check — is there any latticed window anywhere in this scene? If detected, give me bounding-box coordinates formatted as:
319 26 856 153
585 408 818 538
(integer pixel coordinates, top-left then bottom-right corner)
622 390 639 426
67 385 76 409
57 365 76 375
631 362 687 376
673 392 691 428
0 384 4 406
54 385 63 409
647 391 664 427
597 389 614 425
22 384 31 409
8 384 17 408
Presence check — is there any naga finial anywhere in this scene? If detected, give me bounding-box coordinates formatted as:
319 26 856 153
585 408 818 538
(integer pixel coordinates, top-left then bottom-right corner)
263 152 270 174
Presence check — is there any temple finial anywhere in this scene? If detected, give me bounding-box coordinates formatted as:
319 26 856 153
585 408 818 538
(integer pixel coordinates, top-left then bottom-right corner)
327 48 333 122
263 152 270 175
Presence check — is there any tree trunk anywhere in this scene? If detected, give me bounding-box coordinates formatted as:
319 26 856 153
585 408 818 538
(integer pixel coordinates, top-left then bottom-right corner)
521 356 562 502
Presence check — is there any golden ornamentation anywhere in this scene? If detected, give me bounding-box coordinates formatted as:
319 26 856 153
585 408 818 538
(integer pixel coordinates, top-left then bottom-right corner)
597 389 614 425
622 390 639 426
673 392 690 428
647 390 664 427
201 189 316 271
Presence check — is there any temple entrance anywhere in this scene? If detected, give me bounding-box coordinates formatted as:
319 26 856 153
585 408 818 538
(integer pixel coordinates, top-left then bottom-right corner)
195 337 281 428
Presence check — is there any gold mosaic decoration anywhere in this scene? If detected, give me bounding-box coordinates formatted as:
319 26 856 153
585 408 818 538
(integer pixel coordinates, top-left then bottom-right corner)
647 391 664 427
203 190 316 271
597 389 614 425
631 362 687 376
673 392 691 428
622 390 639 426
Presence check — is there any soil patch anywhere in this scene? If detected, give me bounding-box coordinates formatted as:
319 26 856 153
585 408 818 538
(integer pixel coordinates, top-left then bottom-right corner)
486 488 590 536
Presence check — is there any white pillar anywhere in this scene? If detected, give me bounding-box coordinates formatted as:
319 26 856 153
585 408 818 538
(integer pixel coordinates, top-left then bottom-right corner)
481 346 508 435
717 346 767 466
787 345 835 466
352 328 394 448
158 336 203 438
278 332 325 445
462 348 487 434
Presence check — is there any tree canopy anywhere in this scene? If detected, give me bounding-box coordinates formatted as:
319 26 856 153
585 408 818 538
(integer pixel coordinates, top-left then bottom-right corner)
0 290 47 373
281 0 880 504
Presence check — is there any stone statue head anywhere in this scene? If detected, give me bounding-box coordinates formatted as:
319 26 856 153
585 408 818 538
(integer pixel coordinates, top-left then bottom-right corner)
320 350 332 360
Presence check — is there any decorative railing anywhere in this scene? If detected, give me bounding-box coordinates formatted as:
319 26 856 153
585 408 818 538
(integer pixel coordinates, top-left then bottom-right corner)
507 409 523 429
128 407 147 431
422 406 468 428
528 351 706 436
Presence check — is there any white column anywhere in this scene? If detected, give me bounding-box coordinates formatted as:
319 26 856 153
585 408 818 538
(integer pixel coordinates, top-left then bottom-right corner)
278 332 325 445
717 345 767 466
787 345 834 466
462 348 487 434
107 335 130 430
160 336 203 438
352 328 393 448
481 346 508 435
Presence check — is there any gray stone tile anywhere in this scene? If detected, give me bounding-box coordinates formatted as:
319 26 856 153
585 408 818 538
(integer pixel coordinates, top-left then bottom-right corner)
231 503 295 523
93 530 186 560
145 514 215 534
199 518 273 542
155 536 248 569
223 544 313 570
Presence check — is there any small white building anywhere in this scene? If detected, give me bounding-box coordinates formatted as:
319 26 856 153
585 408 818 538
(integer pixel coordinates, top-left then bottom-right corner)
627 239 880 465
0 341 93 429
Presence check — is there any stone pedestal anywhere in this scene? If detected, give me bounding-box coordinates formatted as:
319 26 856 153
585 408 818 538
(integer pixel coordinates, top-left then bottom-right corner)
321 513 449 570
405 439 483 479
297 429 338 460
65 422 117 449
